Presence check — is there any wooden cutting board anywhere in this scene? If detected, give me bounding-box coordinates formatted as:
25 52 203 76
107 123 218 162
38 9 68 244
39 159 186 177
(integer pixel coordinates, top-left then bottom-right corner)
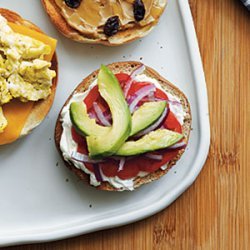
8 0 249 249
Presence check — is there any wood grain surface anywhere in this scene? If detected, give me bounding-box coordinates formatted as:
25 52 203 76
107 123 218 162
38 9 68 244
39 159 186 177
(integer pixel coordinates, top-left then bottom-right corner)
7 0 250 249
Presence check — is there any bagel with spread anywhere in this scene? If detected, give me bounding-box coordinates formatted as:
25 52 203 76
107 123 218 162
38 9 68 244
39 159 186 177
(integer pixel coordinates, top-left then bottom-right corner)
42 0 168 46
55 62 191 191
0 9 58 146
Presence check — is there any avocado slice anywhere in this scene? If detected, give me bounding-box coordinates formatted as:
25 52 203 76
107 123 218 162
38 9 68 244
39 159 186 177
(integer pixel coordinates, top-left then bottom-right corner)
130 101 166 136
86 65 131 159
115 129 183 156
70 101 110 136
70 100 167 138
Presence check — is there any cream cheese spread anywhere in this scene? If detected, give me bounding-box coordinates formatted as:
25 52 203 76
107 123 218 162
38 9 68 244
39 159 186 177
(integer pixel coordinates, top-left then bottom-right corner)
60 73 186 191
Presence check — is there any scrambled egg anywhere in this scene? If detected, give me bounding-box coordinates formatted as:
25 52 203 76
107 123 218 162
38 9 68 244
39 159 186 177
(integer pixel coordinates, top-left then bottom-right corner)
0 15 56 132
0 107 7 133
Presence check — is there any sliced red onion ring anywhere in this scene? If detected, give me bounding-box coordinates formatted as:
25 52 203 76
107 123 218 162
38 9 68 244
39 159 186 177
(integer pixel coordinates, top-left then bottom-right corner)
71 152 104 164
134 107 168 138
148 91 155 102
89 111 97 119
168 100 181 106
168 141 187 150
124 64 146 97
104 113 112 121
93 164 103 182
118 157 126 172
154 97 167 102
129 85 156 113
145 153 163 161
93 102 111 126
134 84 155 99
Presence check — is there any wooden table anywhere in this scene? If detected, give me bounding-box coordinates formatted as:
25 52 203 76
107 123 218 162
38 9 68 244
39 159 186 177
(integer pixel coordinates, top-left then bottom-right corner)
8 1 249 249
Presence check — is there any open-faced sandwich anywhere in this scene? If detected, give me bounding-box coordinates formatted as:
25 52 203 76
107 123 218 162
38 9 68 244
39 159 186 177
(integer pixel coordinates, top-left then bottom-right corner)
55 62 191 191
42 0 167 46
0 9 58 146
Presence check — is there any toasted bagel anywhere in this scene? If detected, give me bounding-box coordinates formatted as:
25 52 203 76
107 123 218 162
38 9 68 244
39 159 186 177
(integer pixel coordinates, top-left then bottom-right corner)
42 0 167 46
0 8 58 145
55 61 191 191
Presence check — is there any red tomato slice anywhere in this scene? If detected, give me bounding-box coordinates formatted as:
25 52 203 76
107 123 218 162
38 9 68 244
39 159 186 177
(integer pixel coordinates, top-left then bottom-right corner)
127 82 151 97
84 163 94 172
71 127 84 145
115 73 130 88
117 160 140 180
84 85 100 110
71 127 94 172
138 149 180 173
100 160 119 177
164 111 182 133
155 88 169 100
96 96 109 113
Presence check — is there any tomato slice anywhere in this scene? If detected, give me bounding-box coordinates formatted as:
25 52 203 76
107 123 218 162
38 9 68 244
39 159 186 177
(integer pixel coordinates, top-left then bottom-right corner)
127 82 150 97
155 88 169 100
138 149 180 173
71 127 94 172
96 96 109 113
100 160 119 177
84 85 100 111
117 160 140 180
71 127 84 145
164 111 182 133
115 73 130 88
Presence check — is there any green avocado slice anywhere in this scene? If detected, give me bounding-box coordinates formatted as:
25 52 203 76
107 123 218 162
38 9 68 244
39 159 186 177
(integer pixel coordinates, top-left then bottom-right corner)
70 101 110 136
86 65 131 159
115 129 183 156
130 101 166 136
70 100 167 138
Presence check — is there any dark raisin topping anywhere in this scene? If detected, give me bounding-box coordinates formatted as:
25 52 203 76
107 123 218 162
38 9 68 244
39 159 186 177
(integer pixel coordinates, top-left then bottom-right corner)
133 0 146 22
104 16 120 37
64 0 82 9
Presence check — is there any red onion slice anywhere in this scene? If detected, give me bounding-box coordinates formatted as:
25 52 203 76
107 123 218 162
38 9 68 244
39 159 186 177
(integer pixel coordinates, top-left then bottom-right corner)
104 113 112 121
93 164 103 182
118 157 126 172
134 108 168 137
93 102 111 126
148 91 155 102
168 141 187 150
168 100 181 106
145 153 163 161
71 152 104 164
129 85 156 113
89 111 97 120
154 97 167 102
124 64 146 97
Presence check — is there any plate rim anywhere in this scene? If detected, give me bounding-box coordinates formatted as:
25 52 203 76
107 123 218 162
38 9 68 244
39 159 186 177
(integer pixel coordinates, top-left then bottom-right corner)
0 0 210 246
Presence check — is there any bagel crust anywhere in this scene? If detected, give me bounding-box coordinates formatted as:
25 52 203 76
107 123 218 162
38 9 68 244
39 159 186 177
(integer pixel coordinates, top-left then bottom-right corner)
55 61 191 191
41 0 167 46
0 8 58 144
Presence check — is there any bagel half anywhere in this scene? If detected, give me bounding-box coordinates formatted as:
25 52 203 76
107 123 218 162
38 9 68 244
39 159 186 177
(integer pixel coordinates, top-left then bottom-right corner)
0 8 58 145
55 61 191 191
41 0 167 46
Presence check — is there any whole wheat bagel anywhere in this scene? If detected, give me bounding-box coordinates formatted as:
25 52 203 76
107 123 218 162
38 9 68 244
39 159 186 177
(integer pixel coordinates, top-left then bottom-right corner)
55 61 191 191
0 8 58 145
41 0 167 46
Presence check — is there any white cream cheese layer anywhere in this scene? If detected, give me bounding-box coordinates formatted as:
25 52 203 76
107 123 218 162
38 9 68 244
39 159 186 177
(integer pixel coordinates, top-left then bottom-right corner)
60 74 186 191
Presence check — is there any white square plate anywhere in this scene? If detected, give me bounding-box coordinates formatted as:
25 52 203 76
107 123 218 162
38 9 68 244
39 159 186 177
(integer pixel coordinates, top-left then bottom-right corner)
0 0 210 246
